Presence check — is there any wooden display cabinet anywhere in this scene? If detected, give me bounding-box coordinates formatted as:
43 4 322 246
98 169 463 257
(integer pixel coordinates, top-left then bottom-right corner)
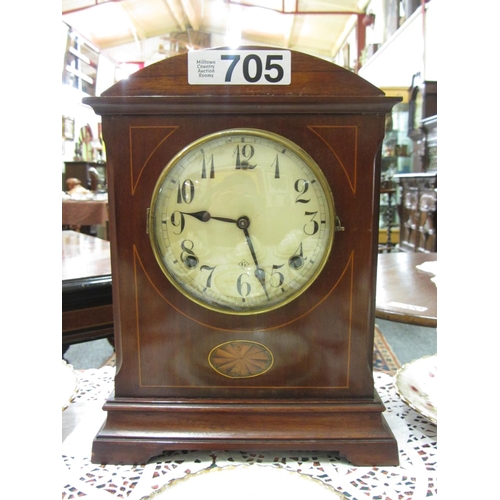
395 76 437 253
411 115 437 174
408 77 437 173
395 172 437 253
378 89 412 251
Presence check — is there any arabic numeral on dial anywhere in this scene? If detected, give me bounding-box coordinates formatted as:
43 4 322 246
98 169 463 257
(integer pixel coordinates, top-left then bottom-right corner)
304 211 319 236
177 179 195 203
201 154 215 179
180 240 199 269
200 265 216 290
170 211 186 235
271 154 280 179
270 264 285 287
234 144 256 170
294 179 310 203
237 274 252 300
288 243 304 269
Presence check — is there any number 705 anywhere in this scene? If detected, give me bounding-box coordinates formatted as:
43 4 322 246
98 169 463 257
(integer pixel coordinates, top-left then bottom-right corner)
221 53 285 83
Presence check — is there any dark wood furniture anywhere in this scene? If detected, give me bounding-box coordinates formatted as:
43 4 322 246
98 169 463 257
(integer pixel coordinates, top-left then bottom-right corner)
394 172 437 252
376 251 437 327
62 231 113 350
408 79 437 148
411 115 437 174
64 161 106 190
84 47 400 466
397 77 437 253
379 186 397 252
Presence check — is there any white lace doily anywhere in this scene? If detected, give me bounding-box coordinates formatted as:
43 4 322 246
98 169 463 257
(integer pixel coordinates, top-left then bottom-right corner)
62 368 437 499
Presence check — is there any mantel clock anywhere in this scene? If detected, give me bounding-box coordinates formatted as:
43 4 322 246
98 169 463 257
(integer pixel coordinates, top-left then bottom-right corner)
84 47 401 466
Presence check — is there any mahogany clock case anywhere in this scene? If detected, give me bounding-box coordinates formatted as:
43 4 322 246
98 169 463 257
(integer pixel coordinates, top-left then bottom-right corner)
84 47 401 465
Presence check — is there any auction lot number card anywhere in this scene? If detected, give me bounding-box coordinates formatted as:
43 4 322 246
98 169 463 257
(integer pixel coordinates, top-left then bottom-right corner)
188 49 291 85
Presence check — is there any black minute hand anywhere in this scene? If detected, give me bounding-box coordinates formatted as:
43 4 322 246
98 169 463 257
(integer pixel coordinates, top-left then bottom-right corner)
241 226 270 301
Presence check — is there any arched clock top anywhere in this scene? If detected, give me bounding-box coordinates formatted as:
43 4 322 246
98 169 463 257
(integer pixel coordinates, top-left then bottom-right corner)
85 47 400 116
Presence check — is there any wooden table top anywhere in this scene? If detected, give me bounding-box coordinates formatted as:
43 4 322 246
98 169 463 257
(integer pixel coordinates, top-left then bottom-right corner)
62 230 111 281
62 199 108 227
376 252 437 327
62 231 114 346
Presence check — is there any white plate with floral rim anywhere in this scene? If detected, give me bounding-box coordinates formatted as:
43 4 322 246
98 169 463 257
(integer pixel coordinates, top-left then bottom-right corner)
394 354 437 423
141 464 346 499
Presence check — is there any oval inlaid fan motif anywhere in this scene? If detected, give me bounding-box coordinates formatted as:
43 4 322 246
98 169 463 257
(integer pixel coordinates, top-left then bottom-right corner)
208 341 274 378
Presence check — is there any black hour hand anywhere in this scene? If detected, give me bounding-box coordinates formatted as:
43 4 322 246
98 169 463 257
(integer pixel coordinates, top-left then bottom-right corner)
182 211 238 224
181 210 211 222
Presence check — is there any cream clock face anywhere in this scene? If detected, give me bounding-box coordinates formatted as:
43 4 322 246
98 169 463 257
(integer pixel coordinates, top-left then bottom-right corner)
149 128 335 314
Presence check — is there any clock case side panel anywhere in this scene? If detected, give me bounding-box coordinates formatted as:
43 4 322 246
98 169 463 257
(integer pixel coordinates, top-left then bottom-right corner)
304 114 388 395
98 116 125 374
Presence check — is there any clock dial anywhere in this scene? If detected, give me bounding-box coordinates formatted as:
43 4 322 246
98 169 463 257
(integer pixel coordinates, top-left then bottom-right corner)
149 128 335 314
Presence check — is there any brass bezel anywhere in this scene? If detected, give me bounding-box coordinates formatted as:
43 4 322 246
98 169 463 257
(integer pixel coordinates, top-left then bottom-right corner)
148 128 336 315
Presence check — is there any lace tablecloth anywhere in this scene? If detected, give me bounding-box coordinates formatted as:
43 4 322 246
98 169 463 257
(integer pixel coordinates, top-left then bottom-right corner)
62 368 437 499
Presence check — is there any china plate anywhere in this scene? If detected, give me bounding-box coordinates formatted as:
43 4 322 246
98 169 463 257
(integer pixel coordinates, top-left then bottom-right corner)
394 354 437 423
62 360 79 411
142 464 346 499
416 260 437 275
